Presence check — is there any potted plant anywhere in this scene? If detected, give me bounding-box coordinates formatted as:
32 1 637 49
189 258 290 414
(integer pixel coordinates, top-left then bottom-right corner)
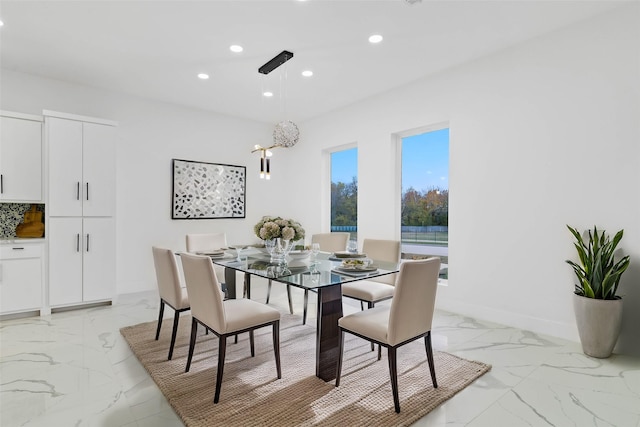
566 225 631 358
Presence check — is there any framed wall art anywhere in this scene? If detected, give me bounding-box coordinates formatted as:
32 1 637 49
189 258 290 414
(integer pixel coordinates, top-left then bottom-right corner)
172 159 246 219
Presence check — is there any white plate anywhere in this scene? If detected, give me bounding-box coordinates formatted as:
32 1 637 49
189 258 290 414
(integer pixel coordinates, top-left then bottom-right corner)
336 265 377 273
329 252 367 261
209 253 235 260
289 250 310 260
196 251 225 256
332 267 378 277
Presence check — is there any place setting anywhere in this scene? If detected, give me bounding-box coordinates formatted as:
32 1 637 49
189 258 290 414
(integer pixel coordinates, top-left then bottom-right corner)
194 248 233 260
332 258 378 277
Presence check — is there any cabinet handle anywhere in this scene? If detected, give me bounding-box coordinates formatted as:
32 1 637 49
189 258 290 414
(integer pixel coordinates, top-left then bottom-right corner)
86 182 89 201
77 234 80 252
12 247 25 250
86 234 90 252
77 182 80 200
1 174 3 193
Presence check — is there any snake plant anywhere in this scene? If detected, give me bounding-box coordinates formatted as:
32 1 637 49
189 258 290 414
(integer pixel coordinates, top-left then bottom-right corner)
566 225 630 299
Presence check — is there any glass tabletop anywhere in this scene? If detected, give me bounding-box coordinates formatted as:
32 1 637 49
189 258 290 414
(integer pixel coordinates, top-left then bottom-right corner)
211 251 399 290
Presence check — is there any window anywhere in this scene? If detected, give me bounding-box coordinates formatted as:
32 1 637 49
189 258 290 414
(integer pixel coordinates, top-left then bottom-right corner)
400 127 449 276
330 147 357 240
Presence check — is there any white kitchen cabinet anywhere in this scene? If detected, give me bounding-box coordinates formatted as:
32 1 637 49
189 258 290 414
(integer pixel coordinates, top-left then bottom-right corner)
47 116 116 217
46 111 117 309
0 112 43 202
48 217 115 307
0 242 44 314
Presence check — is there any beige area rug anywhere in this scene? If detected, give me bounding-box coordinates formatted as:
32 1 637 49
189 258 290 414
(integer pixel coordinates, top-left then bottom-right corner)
121 312 491 427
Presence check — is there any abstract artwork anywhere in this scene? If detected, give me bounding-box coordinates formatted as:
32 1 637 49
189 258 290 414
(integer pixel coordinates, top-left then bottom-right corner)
172 159 246 219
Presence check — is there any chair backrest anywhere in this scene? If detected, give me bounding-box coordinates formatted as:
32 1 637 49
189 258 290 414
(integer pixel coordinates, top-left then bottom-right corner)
185 233 228 253
362 239 401 285
180 253 226 332
311 232 350 253
152 247 186 308
387 257 441 346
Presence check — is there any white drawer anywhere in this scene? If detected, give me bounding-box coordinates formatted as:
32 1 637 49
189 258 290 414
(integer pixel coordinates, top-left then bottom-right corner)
0 244 43 260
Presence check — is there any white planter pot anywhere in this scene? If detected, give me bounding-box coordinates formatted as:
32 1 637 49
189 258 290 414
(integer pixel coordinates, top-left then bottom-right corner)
573 294 623 358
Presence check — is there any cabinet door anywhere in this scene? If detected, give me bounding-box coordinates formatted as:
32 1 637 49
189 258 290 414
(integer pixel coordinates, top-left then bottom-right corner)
0 116 42 201
49 218 83 306
0 246 42 313
82 217 115 302
82 123 116 217
48 118 83 216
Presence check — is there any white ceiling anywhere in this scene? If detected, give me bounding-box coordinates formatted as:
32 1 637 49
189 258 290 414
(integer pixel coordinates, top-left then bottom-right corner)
0 0 627 124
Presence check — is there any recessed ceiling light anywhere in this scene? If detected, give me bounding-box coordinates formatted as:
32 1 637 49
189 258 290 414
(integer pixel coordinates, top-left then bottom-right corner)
197 73 209 80
263 91 274 97
301 70 313 77
368 34 383 44
229 45 243 53
0 20 4 27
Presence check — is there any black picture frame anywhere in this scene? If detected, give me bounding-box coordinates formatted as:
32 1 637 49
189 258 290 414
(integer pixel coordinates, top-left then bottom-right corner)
172 158 246 219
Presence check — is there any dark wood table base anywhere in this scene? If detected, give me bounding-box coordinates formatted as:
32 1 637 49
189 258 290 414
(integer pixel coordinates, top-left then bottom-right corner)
225 265 343 382
316 284 343 381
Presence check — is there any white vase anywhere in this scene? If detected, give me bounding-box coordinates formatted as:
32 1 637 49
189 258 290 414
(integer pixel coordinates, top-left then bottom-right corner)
573 293 623 358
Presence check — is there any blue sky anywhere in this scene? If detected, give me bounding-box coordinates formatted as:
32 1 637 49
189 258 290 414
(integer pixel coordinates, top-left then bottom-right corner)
401 128 449 192
331 128 449 192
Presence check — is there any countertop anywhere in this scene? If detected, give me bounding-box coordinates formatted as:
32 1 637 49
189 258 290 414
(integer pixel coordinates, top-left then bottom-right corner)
0 238 46 244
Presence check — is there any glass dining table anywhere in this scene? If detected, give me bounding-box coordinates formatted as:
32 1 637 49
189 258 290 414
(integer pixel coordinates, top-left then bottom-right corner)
211 250 399 382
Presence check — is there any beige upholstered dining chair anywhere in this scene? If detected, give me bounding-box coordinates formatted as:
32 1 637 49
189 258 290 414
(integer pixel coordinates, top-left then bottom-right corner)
186 232 249 299
152 247 190 360
311 232 350 253
335 257 441 413
181 253 282 403
185 232 227 281
341 238 401 310
341 238 401 350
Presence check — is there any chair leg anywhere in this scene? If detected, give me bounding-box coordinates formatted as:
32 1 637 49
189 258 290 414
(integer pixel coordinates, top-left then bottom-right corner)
388 346 400 413
286 285 294 315
155 300 165 340
220 282 227 298
214 336 227 403
185 317 198 372
425 332 438 388
234 334 238 344
168 311 180 360
335 330 345 387
378 343 382 361
303 289 309 325
360 301 364 311
368 302 375 351
266 279 272 304
249 330 255 357
273 321 281 379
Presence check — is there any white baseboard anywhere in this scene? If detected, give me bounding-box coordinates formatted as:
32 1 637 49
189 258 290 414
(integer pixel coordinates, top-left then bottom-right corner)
436 296 580 343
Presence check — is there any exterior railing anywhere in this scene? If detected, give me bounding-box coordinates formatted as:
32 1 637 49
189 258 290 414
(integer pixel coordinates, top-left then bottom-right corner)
330 225 448 246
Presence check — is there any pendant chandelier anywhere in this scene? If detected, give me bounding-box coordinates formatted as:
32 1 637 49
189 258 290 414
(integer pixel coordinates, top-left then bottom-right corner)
252 50 300 179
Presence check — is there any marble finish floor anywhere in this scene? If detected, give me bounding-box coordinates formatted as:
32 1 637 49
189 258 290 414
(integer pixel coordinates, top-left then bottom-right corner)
1 280 639 427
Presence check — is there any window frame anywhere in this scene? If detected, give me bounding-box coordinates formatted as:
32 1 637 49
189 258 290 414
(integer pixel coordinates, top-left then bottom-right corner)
394 122 449 270
322 142 358 234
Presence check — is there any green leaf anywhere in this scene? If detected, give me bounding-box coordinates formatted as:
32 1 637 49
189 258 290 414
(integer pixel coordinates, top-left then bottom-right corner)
566 225 630 299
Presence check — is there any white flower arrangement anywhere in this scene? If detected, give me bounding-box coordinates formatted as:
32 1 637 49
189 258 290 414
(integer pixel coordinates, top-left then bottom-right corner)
254 216 305 242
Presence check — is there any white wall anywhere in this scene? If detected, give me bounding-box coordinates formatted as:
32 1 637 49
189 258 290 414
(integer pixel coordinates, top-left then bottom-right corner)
0 70 279 293
284 5 640 355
